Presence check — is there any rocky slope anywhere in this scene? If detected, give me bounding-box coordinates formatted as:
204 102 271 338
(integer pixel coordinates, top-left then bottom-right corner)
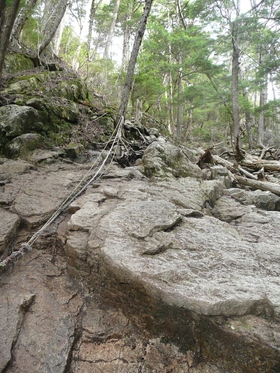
0 53 280 373
0 52 114 159
0 137 280 372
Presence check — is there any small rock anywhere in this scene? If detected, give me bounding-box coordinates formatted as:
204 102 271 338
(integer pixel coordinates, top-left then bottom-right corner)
65 142 85 160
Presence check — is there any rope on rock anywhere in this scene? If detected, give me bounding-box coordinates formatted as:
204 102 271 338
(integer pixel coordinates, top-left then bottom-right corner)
0 117 124 268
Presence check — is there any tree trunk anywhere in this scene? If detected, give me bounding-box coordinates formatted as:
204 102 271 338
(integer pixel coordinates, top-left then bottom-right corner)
118 0 154 121
121 21 131 69
167 69 175 135
231 19 240 153
176 54 183 142
257 52 267 148
103 0 121 59
0 0 21 83
120 0 135 70
242 89 254 149
39 0 68 55
11 0 39 42
86 0 97 57
258 87 267 147
52 11 66 55
235 175 280 196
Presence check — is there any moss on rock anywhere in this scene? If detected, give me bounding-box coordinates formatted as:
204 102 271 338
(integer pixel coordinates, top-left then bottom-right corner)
4 53 34 74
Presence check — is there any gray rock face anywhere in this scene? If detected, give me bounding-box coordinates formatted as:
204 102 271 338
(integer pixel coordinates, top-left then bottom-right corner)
7 133 43 157
0 252 83 373
141 139 203 178
0 149 280 372
67 176 279 318
0 105 44 138
226 187 280 210
0 250 222 373
0 209 20 253
0 160 88 226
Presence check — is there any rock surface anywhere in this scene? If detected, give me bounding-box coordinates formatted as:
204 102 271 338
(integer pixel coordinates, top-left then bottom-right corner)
0 209 20 253
0 149 280 372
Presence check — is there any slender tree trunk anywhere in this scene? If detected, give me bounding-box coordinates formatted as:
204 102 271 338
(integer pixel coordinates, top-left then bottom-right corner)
245 110 254 150
231 18 240 154
121 22 131 69
0 0 21 82
86 0 96 57
257 51 267 147
176 54 183 142
167 71 175 135
242 89 254 149
118 0 154 121
11 0 39 42
271 75 280 143
52 12 66 55
120 0 135 70
103 0 121 59
258 83 267 147
39 0 68 55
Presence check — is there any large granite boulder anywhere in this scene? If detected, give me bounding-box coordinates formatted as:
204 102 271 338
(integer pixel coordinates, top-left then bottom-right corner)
0 146 280 372
0 105 44 138
62 165 280 372
7 133 43 157
141 138 203 178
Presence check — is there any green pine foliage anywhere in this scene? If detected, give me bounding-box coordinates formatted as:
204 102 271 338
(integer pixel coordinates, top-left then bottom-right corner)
7 0 280 147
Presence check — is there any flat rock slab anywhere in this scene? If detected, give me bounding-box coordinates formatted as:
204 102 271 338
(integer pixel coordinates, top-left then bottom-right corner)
0 162 88 226
0 251 83 373
67 177 280 318
0 243 223 373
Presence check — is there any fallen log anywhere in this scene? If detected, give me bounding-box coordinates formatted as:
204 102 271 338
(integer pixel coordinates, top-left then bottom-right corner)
234 175 280 196
197 148 280 196
242 157 280 172
212 154 237 174
200 149 280 196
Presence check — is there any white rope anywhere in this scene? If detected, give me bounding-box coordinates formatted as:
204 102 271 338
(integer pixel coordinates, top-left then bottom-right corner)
0 117 124 267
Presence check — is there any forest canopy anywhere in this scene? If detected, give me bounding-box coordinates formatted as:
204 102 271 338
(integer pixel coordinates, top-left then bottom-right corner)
1 0 280 151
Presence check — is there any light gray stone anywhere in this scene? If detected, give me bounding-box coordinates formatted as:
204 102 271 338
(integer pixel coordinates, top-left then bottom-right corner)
0 252 83 373
141 140 203 178
212 195 255 222
227 188 280 211
0 105 44 137
0 209 21 253
0 291 35 371
7 133 43 157
67 176 280 318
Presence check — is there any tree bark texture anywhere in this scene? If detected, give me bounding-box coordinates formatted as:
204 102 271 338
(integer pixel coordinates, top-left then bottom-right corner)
11 0 39 42
121 21 131 69
231 20 240 151
103 0 121 59
235 175 280 196
39 0 68 55
86 0 97 56
176 55 183 142
52 12 65 55
258 51 267 148
118 0 154 121
0 0 21 82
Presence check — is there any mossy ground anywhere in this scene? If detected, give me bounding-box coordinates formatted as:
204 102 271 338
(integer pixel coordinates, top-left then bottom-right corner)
0 52 116 157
